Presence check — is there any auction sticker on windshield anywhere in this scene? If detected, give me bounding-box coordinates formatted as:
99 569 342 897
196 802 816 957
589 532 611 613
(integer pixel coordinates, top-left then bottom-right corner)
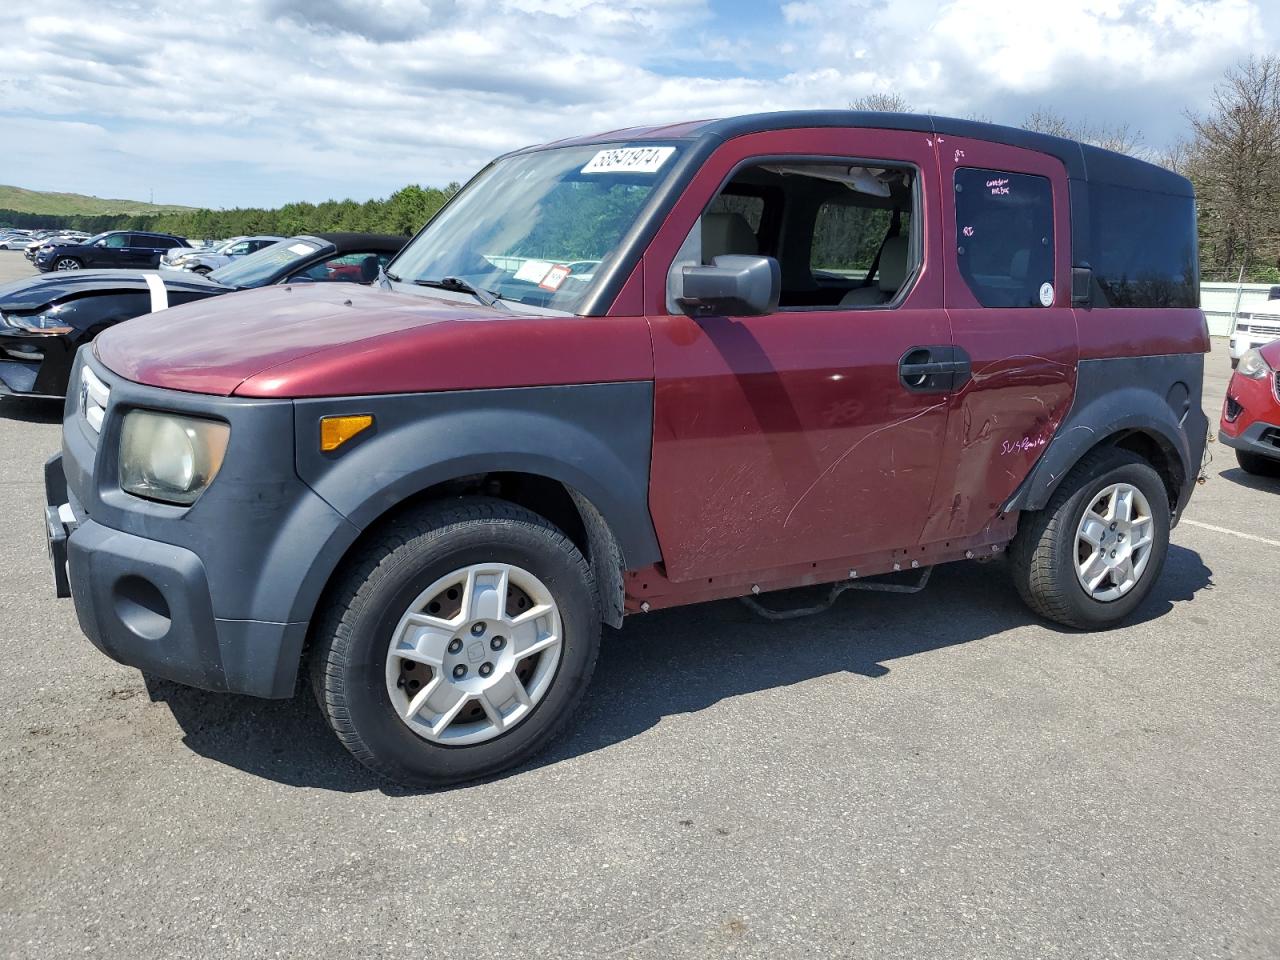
581 146 675 175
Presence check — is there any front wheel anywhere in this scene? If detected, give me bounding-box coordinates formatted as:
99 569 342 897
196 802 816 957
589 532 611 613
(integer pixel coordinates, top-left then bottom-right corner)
54 257 81 271
309 498 600 787
1010 448 1171 629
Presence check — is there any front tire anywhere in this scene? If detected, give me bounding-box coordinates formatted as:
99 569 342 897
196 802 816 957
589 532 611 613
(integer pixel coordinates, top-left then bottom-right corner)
1236 449 1280 477
309 498 600 787
54 257 81 271
1010 448 1171 629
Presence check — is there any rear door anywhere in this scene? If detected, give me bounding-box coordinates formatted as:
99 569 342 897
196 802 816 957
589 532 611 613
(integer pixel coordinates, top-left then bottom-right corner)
922 137 1078 543
126 234 166 268
644 128 954 582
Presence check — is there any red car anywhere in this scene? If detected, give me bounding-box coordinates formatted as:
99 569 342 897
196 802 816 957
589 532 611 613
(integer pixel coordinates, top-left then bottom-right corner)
1220 341 1280 476
43 112 1209 786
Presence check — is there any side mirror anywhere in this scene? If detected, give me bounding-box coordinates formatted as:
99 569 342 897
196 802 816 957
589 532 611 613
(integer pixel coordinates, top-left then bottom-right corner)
1071 265 1093 306
94 240 107 248
677 255 780 317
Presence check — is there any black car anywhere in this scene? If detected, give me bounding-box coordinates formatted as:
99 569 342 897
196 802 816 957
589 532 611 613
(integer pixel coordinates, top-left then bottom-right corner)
0 233 406 398
34 230 191 272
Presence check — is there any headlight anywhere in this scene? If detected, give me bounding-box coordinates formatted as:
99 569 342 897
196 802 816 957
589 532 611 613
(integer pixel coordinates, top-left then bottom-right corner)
6 311 73 335
1237 348 1272 379
119 410 230 505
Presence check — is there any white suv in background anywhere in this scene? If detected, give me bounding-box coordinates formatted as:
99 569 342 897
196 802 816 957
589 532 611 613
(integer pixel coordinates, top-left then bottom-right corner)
1230 286 1280 367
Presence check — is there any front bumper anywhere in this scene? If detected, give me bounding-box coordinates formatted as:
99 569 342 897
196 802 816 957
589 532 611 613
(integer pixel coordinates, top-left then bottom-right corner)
46 351 358 699
1218 419 1280 461
46 453 309 697
0 332 75 397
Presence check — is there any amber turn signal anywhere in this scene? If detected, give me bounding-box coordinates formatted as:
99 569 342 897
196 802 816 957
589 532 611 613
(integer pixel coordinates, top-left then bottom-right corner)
320 414 373 451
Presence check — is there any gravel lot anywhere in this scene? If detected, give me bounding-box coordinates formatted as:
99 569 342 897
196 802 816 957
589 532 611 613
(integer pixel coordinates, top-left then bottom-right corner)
1 248 1277 959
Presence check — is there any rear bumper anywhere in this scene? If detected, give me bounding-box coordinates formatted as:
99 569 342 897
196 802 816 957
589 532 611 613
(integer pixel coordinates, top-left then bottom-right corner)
46 452 308 698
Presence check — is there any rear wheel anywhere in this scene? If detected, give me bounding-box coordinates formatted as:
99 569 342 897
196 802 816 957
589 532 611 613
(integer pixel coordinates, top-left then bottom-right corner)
54 257 81 271
309 498 600 787
1236 449 1280 477
1010 448 1170 629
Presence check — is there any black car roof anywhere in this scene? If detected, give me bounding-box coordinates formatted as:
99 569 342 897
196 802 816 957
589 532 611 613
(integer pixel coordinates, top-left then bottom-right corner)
526 109 1192 198
310 232 407 254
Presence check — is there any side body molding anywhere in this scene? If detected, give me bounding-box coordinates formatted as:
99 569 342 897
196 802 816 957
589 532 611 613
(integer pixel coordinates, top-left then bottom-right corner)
293 381 663 572
1003 354 1208 521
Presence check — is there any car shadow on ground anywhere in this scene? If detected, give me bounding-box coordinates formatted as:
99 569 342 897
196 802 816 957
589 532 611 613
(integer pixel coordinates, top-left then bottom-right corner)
0 396 62 424
1217 465 1280 493
144 543 1213 795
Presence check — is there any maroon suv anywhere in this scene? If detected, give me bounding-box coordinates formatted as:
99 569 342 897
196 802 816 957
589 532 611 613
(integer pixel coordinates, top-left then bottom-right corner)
44 111 1209 786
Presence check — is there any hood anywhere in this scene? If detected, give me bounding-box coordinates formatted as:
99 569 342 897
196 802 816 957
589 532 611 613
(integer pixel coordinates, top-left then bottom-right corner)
95 281 507 396
1261 339 1280 369
0 270 220 312
94 280 653 398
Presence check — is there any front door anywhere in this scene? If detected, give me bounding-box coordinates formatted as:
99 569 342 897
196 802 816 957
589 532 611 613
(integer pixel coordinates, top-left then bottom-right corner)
644 128 956 583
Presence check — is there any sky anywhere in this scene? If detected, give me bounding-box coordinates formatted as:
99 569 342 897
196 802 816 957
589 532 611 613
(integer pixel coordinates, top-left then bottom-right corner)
0 0 1276 211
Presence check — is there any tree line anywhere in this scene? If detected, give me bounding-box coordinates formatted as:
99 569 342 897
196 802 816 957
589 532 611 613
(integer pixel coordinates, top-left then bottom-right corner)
0 182 459 242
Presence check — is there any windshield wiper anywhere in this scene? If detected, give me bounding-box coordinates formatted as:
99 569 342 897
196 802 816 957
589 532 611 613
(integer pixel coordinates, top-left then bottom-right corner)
411 276 507 309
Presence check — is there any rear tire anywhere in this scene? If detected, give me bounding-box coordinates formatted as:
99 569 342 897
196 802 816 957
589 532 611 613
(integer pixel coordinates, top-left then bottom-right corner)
1236 449 1280 477
1010 448 1171 629
309 498 600 788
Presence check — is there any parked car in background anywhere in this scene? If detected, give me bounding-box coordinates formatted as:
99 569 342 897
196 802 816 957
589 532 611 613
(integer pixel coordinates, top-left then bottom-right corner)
38 111 1209 787
1229 286 1280 366
174 235 285 274
1220 341 1280 476
34 231 191 272
0 235 32 250
160 236 244 270
0 233 405 397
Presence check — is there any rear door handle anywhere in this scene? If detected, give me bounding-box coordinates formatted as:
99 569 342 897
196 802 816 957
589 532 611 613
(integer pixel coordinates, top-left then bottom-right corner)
899 346 972 392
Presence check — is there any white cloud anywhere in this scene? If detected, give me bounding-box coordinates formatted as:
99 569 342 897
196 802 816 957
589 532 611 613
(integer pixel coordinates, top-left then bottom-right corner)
0 0 1274 208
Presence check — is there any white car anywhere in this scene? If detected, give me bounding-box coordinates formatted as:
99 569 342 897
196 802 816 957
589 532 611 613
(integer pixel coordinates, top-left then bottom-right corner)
0 235 33 250
1229 287 1280 366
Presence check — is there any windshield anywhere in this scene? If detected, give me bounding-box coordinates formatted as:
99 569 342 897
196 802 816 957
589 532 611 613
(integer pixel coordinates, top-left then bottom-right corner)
389 143 682 313
209 237 324 288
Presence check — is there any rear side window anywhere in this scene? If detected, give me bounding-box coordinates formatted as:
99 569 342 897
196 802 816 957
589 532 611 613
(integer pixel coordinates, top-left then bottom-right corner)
954 167 1054 308
1088 184 1198 307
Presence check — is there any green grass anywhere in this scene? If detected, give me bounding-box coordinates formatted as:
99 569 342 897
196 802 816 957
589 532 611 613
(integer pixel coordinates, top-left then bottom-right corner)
0 184 194 217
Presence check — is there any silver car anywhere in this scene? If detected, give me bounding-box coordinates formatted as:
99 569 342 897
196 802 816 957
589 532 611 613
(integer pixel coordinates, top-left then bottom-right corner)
173 235 284 274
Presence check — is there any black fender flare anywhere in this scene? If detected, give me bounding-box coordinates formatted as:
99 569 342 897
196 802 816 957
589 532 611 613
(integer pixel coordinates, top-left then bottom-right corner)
288 382 662 625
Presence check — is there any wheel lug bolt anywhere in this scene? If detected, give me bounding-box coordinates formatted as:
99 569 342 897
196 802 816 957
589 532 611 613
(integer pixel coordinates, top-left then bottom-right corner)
452 665 467 679
1110 550 1117 558
448 639 463 654
471 622 486 637
490 636 505 651
479 662 493 677
1110 522 1117 530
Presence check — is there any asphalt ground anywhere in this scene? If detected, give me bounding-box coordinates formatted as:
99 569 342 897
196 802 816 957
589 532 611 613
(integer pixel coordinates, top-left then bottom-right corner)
0 248 1276 958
